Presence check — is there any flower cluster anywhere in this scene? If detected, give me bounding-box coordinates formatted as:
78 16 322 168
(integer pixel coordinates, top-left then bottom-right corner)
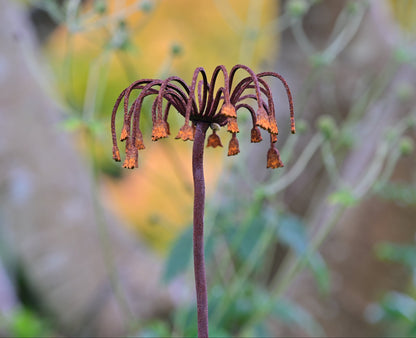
111 64 295 169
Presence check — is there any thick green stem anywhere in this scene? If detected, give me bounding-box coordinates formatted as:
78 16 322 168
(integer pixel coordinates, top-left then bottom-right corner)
192 121 210 338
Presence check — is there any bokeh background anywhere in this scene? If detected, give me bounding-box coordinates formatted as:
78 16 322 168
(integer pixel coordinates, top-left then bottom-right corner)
1 0 416 336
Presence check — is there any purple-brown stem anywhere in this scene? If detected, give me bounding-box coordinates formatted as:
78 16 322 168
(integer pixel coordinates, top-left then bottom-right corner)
192 121 210 338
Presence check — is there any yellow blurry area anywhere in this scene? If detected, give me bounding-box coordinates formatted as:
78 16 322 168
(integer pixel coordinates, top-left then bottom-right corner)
45 0 279 251
102 141 223 252
388 0 416 33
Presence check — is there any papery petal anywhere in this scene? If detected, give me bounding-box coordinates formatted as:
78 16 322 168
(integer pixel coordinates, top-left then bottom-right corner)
112 145 121 162
122 150 138 169
206 130 223 148
256 107 271 131
267 146 284 169
269 116 279 135
175 124 194 141
152 120 169 141
221 103 237 118
120 123 129 141
250 127 262 143
227 133 240 156
227 118 239 133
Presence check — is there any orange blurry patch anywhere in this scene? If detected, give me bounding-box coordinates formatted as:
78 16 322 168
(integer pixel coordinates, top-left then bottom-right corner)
102 141 222 252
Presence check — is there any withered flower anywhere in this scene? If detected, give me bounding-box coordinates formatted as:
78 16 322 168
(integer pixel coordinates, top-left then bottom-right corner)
206 129 223 148
110 64 295 338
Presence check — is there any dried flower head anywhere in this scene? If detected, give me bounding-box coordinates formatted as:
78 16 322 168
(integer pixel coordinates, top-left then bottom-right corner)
110 64 295 338
111 64 295 169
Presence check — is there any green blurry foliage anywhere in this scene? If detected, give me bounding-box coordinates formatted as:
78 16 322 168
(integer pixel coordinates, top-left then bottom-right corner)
399 136 414 156
328 188 358 207
366 242 416 336
162 194 330 336
162 225 192 284
0 308 52 338
317 115 338 140
286 0 309 19
374 182 416 206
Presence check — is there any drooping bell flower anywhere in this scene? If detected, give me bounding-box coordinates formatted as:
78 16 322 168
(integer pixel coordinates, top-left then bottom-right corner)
206 129 223 148
267 145 284 169
227 133 240 156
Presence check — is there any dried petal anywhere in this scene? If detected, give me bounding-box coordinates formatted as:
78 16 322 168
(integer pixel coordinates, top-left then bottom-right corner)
271 134 278 143
112 145 121 162
256 106 271 131
227 133 240 156
135 129 145 150
269 116 279 135
206 130 223 148
221 103 237 118
120 123 129 141
250 127 262 143
267 146 284 169
175 124 194 141
122 151 138 169
152 120 169 141
227 118 239 133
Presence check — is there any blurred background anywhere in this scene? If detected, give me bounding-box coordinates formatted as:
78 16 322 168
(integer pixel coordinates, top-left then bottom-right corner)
0 0 416 336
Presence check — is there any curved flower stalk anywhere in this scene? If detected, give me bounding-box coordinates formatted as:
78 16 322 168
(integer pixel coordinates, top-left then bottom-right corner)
110 64 295 337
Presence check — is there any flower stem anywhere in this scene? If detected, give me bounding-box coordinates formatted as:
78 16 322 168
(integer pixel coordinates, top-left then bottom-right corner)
192 121 210 338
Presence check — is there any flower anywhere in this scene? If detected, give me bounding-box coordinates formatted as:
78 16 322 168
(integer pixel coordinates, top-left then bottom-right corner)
206 130 223 148
227 133 240 156
111 64 295 169
267 145 284 169
175 123 194 141
251 126 263 143
227 118 239 133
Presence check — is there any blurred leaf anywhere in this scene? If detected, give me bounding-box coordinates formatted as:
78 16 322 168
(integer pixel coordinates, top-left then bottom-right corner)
93 0 107 14
4 308 51 338
381 291 416 321
207 326 230 337
317 115 337 140
375 242 416 269
208 283 271 334
286 0 309 18
374 182 416 206
240 322 271 337
173 303 197 337
204 228 217 263
106 20 136 52
162 225 192 283
59 116 84 131
273 299 325 336
328 188 358 207
137 320 171 337
276 213 308 255
237 215 264 260
307 252 330 294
